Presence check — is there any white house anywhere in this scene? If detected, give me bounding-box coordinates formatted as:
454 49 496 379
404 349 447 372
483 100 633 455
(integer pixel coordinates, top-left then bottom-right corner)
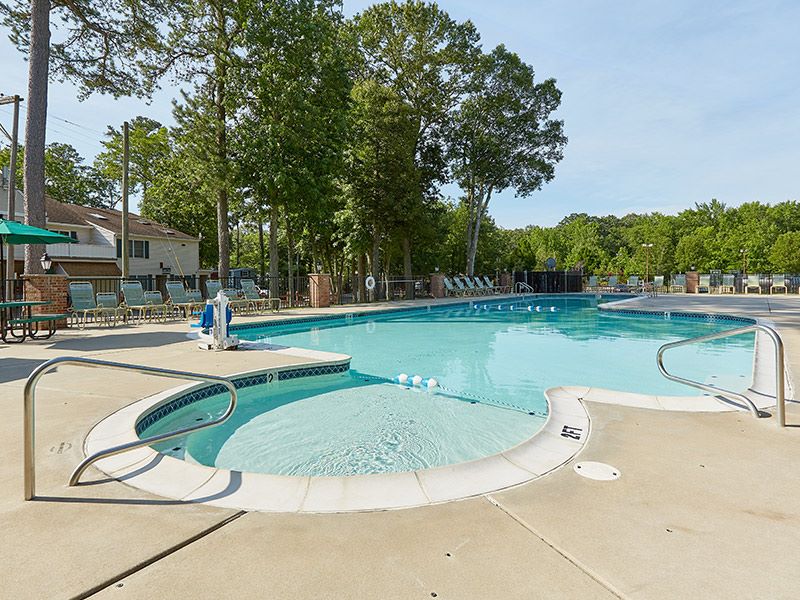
1 177 201 279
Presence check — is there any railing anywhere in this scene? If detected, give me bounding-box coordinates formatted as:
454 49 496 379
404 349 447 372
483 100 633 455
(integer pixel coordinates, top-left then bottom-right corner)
656 324 786 426
48 242 116 259
24 356 238 500
514 281 534 293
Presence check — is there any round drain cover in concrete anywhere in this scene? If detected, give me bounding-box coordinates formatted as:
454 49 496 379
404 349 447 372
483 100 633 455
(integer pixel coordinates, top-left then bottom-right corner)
573 461 620 481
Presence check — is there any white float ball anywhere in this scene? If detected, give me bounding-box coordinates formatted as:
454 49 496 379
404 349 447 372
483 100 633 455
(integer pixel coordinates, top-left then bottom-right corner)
527 306 533 312
397 373 409 384
550 306 557 312
411 375 423 386
427 378 438 388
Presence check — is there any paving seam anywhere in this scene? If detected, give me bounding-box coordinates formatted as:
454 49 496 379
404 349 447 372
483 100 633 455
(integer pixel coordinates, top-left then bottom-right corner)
484 495 627 599
74 510 247 600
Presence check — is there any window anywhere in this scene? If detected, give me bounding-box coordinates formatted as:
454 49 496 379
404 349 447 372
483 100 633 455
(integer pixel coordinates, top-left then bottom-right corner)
116 239 150 259
51 230 78 240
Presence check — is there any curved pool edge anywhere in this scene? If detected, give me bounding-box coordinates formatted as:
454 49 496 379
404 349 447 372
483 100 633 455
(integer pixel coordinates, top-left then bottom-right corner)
83 373 591 513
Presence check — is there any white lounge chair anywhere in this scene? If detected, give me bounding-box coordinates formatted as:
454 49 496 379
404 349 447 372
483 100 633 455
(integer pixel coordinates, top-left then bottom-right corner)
670 274 686 293
719 274 735 294
771 274 788 294
443 277 465 297
586 275 598 291
744 274 761 294
697 274 711 293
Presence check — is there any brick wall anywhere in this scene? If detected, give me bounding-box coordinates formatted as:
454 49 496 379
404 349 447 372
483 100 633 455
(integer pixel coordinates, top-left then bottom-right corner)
23 274 69 328
308 273 331 308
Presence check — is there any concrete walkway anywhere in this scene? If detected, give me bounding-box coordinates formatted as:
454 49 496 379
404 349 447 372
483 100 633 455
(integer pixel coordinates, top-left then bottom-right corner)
1 294 798 599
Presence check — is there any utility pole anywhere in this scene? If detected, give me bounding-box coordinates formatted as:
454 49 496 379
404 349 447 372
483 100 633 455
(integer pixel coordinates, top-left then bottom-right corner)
121 121 130 280
1 94 22 300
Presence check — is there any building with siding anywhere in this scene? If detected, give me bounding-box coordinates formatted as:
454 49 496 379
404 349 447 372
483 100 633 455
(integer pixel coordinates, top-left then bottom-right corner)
1 179 201 279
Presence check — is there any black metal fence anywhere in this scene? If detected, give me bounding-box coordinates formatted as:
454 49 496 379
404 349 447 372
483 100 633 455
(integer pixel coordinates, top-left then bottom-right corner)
513 270 583 293
584 272 800 294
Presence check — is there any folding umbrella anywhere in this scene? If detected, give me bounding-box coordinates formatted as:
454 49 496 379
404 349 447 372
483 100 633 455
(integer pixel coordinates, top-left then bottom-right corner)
0 218 78 301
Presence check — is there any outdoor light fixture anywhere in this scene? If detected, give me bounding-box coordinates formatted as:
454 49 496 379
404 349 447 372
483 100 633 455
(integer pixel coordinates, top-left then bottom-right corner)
40 252 52 272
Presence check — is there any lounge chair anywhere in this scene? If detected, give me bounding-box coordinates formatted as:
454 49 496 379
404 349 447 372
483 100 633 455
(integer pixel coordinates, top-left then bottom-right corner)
697 274 711 293
221 288 250 314
465 276 487 295
472 277 493 295
205 279 222 299
95 292 129 326
719 274 735 294
443 277 464 297
606 276 618 291
166 281 204 319
771 274 788 294
744 274 761 294
241 279 279 312
188 289 203 303
586 275 598 291
626 276 640 291
67 281 105 328
484 275 509 294
121 281 166 323
670 274 686 293
144 290 171 321
453 276 477 296
653 275 666 292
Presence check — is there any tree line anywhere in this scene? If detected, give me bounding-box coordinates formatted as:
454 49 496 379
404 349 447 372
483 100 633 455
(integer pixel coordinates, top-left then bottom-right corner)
1 0 565 291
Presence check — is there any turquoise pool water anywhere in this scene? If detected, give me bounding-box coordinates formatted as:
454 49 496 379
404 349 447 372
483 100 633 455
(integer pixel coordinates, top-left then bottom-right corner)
142 296 755 476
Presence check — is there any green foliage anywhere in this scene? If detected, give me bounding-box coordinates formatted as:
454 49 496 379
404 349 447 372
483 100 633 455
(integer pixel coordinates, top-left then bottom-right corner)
770 232 800 273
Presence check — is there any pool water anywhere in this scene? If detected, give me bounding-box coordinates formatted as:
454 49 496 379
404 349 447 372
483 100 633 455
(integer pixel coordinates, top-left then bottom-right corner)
142 296 755 476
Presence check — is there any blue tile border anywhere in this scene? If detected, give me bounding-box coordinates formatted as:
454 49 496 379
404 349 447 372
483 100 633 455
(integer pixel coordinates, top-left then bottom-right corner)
135 361 349 435
599 306 756 324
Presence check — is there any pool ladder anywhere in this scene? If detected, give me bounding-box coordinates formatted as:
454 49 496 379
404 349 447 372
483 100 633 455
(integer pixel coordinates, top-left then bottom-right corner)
23 356 238 500
656 323 787 426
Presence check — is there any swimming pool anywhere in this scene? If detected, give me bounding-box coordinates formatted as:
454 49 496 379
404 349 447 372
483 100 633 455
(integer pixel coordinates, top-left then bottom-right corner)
139 296 756 477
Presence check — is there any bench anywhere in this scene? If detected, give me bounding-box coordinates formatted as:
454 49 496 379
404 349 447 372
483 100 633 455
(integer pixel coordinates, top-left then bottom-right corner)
8 313 67 340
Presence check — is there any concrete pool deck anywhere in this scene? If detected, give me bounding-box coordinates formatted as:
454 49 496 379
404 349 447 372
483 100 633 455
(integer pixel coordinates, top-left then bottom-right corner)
1 293 799 598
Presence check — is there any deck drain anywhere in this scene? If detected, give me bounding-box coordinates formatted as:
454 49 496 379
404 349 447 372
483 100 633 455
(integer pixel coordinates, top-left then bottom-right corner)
573 461 620 481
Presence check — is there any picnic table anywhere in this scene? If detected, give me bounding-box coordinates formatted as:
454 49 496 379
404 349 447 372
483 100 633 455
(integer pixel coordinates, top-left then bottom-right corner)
0 300 66 343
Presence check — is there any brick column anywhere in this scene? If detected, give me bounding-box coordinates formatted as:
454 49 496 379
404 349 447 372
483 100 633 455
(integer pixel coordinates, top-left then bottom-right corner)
23 274 69 328
430 273 445 298
686 271 699 294
308 273 331 308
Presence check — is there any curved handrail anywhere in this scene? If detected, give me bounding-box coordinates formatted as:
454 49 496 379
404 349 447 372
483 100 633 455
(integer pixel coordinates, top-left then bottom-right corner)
656 323 785 425
514 281 534 293
24 356 238 500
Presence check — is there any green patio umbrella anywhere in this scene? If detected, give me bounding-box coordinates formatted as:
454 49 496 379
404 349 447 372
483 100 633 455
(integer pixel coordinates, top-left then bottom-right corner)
1 218 78 301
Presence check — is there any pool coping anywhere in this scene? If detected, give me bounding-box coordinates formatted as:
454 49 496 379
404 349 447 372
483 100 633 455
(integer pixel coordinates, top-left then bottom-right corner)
81 294 785 513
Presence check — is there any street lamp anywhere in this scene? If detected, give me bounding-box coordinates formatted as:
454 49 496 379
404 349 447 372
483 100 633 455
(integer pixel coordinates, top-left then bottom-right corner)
641 243 653 283
739 248 748 274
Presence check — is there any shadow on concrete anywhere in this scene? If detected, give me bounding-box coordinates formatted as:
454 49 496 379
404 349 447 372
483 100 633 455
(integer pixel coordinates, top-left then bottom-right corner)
0 358 46 384
48 332 189 352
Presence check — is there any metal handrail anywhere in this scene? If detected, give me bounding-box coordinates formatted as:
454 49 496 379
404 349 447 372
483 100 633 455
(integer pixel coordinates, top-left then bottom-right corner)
656 324 786 426
514 281 534 293
24 356 238 500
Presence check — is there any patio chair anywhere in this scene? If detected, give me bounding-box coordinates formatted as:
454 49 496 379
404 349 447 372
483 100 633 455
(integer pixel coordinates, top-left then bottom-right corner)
670 274 686 293
95 292 130 326
770 274 788 294
607 276 618 291
166 281 204 319
453 276 477 296
188 289 204 303
484 275 509 294
719 274 736 294
653 275 666 292
144 290 172 321
240 279 276 312
205 279 222 299
697 274 711 293
443 277 465 297
464 276 487 295
221 288 250 314
626 275 640 291
744 274 761 294
67 281 105 328
121 281 166 323
586 275 598 291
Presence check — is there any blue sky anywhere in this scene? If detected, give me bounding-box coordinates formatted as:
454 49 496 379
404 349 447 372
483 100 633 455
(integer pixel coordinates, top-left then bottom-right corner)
1 0 798 227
